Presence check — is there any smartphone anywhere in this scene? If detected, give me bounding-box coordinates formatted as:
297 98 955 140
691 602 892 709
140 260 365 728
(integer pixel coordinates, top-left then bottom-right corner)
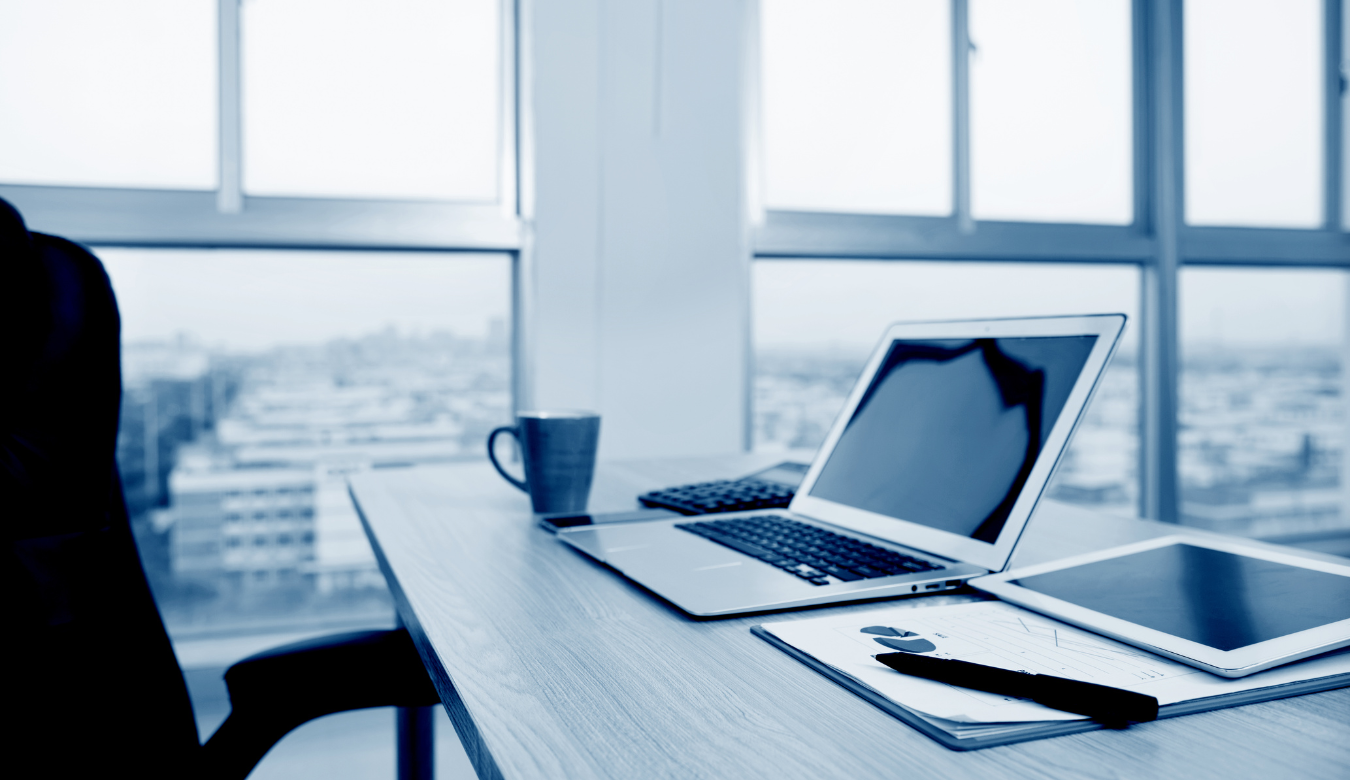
537 507 681 533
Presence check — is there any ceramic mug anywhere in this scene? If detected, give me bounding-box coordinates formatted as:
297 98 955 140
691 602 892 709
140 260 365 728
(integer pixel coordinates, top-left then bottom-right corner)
487 411 601 514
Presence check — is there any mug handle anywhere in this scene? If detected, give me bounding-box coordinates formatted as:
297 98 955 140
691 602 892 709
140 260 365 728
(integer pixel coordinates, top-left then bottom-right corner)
487 425 529 493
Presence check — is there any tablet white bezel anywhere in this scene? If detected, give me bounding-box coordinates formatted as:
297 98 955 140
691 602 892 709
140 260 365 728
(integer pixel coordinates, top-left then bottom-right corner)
971 534 1350 677
790 314 1126 573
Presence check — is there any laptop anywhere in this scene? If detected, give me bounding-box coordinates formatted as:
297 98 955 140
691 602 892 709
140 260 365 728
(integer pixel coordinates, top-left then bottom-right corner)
558 315 1127 617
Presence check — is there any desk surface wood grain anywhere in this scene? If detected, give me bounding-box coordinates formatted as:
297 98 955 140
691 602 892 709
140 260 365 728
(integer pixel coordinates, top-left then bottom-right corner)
350 455 1350 780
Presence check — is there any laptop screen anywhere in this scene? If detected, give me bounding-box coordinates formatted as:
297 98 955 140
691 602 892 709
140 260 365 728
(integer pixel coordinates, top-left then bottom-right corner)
806 336 1097 544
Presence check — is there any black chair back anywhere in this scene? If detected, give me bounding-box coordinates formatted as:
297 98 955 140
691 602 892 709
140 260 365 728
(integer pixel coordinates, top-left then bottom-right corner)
3 198 202 777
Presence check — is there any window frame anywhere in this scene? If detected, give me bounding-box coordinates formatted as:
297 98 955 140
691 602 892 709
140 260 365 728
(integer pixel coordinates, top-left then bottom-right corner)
2 0 529 502
0 0 528 438
0 0 523 251
751 0 1350 523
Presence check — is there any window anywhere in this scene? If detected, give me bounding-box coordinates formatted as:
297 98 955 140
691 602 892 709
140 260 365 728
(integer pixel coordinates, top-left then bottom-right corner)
0 0 217 189
2 2 517 772
1184 0 1324 227
969 0 1133 224
104 246 511 772
754 260 1141 515
760 0 952 215
105 247 512 630
0 0 517 247
1180 267 1347 542
241 0 500 201
756 0 1347 551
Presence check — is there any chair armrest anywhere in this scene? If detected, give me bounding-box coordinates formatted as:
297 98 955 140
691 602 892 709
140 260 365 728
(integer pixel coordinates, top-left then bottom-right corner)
226 628 440 714
201 628 440 780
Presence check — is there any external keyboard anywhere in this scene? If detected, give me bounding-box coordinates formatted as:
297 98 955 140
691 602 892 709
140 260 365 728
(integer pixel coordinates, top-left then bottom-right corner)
640 479 794 515
676 515 944 587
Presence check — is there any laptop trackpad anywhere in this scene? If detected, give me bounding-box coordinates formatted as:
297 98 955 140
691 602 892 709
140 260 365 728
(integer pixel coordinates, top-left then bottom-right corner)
578 523 741 569
568 523 814 602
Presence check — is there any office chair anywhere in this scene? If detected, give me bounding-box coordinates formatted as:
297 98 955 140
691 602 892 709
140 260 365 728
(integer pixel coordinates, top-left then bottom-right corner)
1 197 440 779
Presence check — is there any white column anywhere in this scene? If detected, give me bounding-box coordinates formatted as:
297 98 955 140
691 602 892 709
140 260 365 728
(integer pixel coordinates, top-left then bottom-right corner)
523 0 752 459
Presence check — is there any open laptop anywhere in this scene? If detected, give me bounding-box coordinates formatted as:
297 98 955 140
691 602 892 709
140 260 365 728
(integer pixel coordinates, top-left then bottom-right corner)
558 315 1127 617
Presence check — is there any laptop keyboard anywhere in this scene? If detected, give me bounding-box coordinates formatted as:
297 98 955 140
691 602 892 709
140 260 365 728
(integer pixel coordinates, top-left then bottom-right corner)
640 479 794 515
675 515 944 587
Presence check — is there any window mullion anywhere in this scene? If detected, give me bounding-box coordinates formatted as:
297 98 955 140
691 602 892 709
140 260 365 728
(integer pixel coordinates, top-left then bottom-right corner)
217 0 243 214
952 0 972 232
1139 0 1182 524
1324 0 1344 230
1131 0 1153 233
501 0 521 220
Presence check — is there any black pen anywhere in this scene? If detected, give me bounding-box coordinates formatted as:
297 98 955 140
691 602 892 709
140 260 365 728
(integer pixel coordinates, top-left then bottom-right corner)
875 652 1159 725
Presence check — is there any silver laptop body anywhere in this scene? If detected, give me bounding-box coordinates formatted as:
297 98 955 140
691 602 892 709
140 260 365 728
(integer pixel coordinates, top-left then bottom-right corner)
559 315 1127 617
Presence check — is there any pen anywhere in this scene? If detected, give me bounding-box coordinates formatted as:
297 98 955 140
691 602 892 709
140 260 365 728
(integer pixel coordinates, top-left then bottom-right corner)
874 652 1159 724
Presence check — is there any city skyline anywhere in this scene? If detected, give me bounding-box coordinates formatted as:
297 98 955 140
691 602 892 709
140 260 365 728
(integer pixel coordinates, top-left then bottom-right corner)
102 257 1346 363
754 261 1345 353
100 248 512 351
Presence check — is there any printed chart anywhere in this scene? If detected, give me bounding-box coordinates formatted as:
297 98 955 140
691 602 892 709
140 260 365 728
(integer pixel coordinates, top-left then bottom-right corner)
832 601 1200 691
765 600 1200 722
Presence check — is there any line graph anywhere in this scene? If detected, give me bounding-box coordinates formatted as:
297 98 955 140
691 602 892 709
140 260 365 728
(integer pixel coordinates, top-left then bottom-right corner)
1001 617 1155 662
890 605 1197 683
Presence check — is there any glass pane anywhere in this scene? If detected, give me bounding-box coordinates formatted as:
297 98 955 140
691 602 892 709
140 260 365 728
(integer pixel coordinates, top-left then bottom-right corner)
1184 0 1323 227
100 248 511 639
1181 268 1346 551
242 0 501 201
753 260 1140 517
760 0 952 215
0 0 217 189
969 0 1132 224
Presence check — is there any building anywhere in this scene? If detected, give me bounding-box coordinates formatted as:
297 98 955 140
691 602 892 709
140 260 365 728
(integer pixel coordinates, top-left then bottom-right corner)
163 330 504 600
169 463 316 592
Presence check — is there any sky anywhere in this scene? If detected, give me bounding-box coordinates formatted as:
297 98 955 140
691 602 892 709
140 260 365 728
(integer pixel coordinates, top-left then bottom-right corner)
101 253 1345 355
761 0 1326 229
0 0 500 199
755 260 1138 353
754 261 1346 353
1179 266 1346 347
100 248 511 352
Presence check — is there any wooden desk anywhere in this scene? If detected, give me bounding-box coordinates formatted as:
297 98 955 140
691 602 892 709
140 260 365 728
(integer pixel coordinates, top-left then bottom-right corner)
350 455 1350 780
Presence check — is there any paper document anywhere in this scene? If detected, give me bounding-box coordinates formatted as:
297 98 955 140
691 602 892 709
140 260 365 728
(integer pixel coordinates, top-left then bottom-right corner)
761 600 1350 725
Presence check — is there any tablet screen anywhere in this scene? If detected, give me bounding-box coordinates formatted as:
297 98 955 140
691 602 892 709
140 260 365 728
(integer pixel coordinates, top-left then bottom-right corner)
1011 543 1350 651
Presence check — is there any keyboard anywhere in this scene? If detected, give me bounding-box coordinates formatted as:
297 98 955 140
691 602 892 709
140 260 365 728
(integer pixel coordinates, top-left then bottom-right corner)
640 479 794 515
676 515 944 587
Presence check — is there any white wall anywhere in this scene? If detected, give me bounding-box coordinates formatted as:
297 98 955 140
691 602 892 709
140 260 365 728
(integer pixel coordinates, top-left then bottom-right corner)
522 0 752 459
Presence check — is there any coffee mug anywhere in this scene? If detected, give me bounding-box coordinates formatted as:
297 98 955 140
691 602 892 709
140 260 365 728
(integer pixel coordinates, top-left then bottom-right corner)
487 411 601 514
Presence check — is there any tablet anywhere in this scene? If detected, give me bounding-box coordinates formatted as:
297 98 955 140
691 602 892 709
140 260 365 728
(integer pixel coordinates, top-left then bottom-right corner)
971 535 1350 677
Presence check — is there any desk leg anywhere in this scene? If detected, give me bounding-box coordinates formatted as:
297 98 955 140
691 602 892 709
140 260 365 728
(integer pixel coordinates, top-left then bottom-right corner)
395 611 434 780
397 705 434 780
